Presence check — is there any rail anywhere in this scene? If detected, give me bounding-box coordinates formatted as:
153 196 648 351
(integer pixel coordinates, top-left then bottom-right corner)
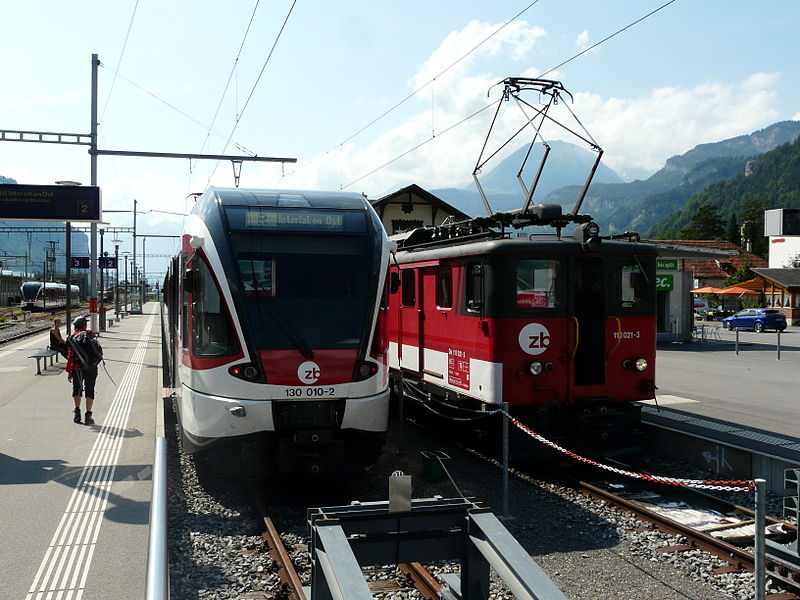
144 437 169 600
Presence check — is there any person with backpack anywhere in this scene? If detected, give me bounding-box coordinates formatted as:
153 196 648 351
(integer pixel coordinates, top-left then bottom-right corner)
66 315 102 425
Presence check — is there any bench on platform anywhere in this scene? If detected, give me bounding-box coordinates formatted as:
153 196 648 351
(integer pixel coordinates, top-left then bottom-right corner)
29 348 60 375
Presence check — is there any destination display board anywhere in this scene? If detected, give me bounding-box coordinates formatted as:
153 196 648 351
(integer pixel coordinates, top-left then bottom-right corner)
225 206 367 233
0 184 101 222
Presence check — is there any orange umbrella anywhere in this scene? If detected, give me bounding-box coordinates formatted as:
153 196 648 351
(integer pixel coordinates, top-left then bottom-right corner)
690 286 723 294
716 286 759 296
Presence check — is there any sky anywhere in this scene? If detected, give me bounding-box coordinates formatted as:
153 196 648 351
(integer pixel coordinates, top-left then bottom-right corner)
1 0 798 279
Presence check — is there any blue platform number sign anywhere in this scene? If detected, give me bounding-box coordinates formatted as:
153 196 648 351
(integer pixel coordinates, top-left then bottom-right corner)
655 274 674 291
70 257 90 269
99 256 117 269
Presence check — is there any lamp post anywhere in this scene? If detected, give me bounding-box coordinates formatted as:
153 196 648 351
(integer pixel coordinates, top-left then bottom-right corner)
124 253 129 313
112 239 121 315
99 228 106 331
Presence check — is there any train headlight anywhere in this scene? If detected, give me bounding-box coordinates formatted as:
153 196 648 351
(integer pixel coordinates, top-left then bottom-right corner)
353 360 379 382
529 361 544 376
622 357 648 372
229 362 264 382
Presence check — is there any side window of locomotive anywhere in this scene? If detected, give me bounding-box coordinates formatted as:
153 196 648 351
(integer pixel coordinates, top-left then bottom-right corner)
192 256 239 357
618 261 648 309
516 259 559 309
436 266 452 309
465 263 483 312
401 269 415 307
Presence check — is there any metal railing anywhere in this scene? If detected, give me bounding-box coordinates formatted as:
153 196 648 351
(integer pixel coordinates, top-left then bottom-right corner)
145 437 169 600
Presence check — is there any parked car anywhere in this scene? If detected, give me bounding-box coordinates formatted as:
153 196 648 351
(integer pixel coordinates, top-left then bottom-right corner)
695 306 734 321
722 308 787 332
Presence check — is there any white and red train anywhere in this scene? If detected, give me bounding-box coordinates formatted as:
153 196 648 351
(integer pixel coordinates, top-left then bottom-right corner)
387 214 658 450
162 187 394 473
20 281 81 310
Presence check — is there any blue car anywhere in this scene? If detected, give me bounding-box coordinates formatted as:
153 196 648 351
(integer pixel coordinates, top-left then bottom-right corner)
722 308 787 332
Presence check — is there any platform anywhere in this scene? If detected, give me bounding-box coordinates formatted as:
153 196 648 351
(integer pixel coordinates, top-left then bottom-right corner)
639 334 800 492
0 303 163 600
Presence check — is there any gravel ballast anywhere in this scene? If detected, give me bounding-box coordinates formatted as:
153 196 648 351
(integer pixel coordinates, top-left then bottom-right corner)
166 408 795 599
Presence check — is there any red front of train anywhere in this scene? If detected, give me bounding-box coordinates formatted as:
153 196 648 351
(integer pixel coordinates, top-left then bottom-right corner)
387 234 658 446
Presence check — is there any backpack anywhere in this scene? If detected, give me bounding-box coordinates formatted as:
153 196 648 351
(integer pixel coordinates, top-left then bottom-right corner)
68 330 103 368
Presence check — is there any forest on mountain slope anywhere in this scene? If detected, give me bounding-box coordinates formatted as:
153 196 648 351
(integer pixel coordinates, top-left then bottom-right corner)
648 135 800 256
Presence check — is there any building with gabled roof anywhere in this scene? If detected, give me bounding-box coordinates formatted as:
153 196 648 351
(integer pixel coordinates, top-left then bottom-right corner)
370 184 470 235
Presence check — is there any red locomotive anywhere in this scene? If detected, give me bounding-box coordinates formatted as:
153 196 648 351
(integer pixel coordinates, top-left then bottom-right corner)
387 78 658 450
387 217 657 447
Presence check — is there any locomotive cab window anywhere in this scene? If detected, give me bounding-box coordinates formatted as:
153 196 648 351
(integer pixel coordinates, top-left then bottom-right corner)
436 266 452 309
191 255 239 358
516 259 560 309
401 269 416 307
465 263 483 312
617 259 653 311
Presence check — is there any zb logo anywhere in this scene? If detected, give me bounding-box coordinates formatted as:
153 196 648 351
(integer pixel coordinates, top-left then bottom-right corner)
518 323 551 356
298 361 321 384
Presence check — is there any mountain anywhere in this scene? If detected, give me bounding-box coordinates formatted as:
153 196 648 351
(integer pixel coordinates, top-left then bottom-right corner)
0 175 90 277
431 121 800 235
540 120 800 234
648 135 800 238
432 140 624 217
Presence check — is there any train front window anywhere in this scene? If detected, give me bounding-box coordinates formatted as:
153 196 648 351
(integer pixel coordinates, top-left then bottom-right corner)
231 234 374 350
516 259 560 309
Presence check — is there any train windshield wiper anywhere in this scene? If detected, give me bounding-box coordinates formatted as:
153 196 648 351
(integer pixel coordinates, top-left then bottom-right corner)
244 262 314 360
260 295 315 360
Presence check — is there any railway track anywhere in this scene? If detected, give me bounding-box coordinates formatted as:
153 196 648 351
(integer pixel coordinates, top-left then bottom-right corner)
250 489 445 600
0 305 92 346
553 465 800 597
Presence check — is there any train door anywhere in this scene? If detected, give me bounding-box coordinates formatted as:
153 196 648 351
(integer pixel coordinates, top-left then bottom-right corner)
398 267 422 373
419 264 451 381
572 257 605 386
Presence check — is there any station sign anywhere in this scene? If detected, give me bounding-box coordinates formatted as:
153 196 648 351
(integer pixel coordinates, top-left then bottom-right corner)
70 256 90 269
655 274 674 291
656 259 678 270
99 256 118 269
0 184 101 222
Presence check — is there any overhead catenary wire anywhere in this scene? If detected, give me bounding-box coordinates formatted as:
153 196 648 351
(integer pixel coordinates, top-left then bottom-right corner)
98 64 256 156
99 0 140 124
284 0 546 180
206 0 299 185
198 0 262 157
336 0 681 191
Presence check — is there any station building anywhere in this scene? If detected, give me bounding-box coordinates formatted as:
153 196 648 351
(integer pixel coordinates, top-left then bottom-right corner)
370 184 469 234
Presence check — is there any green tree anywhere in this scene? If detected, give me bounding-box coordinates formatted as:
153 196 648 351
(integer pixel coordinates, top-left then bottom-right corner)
725 213 741 246
724 256 756 287
679 204 725 240
739 197 768 257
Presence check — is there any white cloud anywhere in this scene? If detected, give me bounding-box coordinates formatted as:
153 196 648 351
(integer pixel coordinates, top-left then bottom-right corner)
575 30 589 49
50 23 787 231
275 13 783 197
577 73 781 172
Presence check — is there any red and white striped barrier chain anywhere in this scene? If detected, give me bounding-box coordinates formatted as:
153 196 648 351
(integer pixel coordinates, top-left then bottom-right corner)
400 381 754 492
506 412 756 492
